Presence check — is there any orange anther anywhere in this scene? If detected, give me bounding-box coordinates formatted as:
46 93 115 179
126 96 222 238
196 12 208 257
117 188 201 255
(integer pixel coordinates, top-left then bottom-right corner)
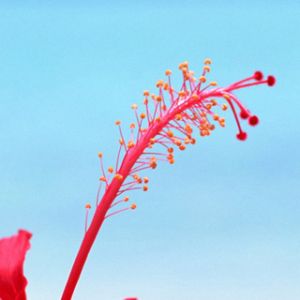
163 83 169 90
203 65 210 72
210 81 217 86
178 90 186 97
149 138 156 145
140 113 146 119
115 120 121 125
131 203 137 210
167 130 174 137
209 124 215 131
223 94 230 100
213 114 219 121
191 94 199 100
156 80 164 88
204 58 212 65
143 90 150 96
169 158 175 164
119 138 124 145
130 123 135 129
167 153 174 160
165 69 172 76
206 104 212 110
143 98 148 105
156 96 162 102
222 104 228 111
143 177 149 184
127 140 135 148
100 176 106 182
179 145 186 151
143 185 148 192
174 139 181 146
114 173 123 181
108 166 114 173
199 76 206 83
124 196 129 202
98 152 103 158
85 203 91 209
185 124 193 134
131 104 138 110
167 147 174 153
175 114 182 120
211 99 217 106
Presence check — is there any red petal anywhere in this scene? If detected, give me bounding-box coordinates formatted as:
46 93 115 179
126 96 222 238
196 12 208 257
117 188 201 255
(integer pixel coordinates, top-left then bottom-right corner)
0 230 32 300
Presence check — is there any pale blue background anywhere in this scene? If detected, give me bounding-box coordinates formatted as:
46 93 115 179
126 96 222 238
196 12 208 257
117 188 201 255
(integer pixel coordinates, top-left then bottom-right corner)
0 1 299 299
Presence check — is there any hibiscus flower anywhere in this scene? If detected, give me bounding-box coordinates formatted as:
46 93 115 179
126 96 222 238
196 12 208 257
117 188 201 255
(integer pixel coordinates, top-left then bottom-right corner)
0 230 32 300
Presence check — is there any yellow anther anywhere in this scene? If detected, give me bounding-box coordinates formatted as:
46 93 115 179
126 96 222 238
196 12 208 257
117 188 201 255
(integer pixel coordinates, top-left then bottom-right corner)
143 90 150 97
114 173 123 181
203 65 211 72
85 203 91 209
165 69 172 76
131 203 137 210
130 123 135 129
124 196 129 202
99 176 106 182
143 177 149 184
140 113 146 119
167 130 174 137
210 81 217 86
199 76 206 83
131 104 138 110
156 96 162 102
127 140 135 148
115 120 121 126
222 104 228 111
143 185 148 192
156 80 164 88
204 58 212 65
108 166 114 173
98 152 103 158
213 114 219 121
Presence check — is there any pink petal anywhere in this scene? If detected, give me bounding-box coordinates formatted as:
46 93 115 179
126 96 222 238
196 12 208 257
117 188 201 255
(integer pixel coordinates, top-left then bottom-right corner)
0 230 32 300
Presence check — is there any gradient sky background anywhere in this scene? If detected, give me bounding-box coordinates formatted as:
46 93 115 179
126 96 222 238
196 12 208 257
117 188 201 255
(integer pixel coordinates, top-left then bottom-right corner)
0 1 299 299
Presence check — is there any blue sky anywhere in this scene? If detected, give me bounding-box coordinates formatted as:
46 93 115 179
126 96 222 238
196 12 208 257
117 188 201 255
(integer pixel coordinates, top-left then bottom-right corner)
0 1 299 299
